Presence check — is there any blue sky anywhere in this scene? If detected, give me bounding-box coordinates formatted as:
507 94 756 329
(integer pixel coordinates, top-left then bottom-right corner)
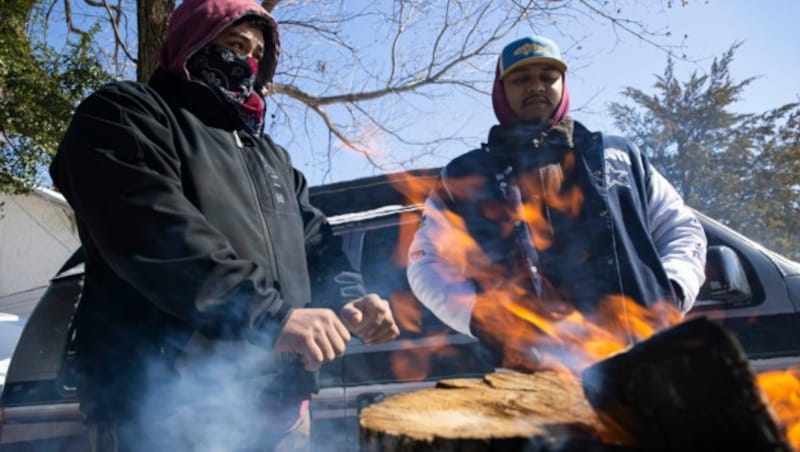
567 0 800 133
33 1 799 186
271 1 800 185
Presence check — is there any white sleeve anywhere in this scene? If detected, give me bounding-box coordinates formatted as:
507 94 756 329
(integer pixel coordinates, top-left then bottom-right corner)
407 194 478 337
647 165 707 311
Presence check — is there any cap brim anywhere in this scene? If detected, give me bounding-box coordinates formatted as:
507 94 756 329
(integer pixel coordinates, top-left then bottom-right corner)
500 57 567 79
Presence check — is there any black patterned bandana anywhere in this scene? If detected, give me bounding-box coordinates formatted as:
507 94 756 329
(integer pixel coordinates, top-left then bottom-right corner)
187 44 265 133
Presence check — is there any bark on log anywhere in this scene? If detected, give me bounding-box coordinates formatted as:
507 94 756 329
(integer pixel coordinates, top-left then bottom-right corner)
582 317 793 452
359 370 633 451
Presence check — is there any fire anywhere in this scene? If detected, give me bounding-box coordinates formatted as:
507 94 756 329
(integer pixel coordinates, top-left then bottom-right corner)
757 368 800 449
381 165 800 449
390 290 422 334
384 165 684 379
375 163 800 451
471 291 681 373
389 338 433 382
389 334 460 382
386 170 442 206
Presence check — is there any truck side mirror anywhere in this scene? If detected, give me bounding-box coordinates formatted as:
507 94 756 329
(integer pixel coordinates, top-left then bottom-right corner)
694 245 753 308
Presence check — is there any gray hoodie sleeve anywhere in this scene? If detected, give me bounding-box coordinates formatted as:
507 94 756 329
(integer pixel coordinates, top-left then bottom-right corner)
646 165 708 311
407 193 478 337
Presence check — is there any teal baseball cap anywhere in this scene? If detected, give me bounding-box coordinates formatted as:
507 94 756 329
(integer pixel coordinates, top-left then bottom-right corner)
498 35 567 79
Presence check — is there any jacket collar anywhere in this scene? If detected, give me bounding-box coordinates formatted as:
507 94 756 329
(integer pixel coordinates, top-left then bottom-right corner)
487 117 576 150
149 68 245 131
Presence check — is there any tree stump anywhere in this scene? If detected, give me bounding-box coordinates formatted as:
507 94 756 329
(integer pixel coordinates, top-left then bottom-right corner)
359 318 794 451
359 370 633 451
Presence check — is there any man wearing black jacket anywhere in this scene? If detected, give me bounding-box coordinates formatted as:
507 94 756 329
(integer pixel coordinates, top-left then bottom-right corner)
49 0 399 450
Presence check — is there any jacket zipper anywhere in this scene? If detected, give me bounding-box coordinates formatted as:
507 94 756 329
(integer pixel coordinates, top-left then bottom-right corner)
233 130 281 295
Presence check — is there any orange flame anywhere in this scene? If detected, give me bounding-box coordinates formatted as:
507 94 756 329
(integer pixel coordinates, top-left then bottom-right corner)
379 161 800 448
390 290 422 334
471 291 682 373
389 339 434 382
382 161 686 380
389 335 460 381
386 170 441 206
757 368 800 449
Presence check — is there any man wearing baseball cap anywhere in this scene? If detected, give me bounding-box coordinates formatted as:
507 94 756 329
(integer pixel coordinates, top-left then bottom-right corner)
407 35 707 369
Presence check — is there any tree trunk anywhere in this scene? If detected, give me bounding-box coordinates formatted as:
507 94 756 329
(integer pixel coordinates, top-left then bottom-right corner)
261 0 281 13
359 370 630 451
137 0 174 83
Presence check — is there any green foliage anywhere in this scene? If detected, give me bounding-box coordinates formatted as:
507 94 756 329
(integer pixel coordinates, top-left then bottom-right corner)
1 3 113 194
611 44 800 260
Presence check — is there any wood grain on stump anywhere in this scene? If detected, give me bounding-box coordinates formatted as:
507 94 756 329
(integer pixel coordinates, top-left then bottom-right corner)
359 370 629 451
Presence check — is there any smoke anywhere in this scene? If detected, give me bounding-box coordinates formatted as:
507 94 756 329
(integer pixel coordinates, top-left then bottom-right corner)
133 334 311 450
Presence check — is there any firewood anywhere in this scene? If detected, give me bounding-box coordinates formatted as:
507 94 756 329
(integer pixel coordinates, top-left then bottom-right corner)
582 316 792 452
359 369 635 451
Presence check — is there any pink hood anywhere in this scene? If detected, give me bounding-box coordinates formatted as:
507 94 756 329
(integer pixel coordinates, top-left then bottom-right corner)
158 0 280 89
491 61 570 128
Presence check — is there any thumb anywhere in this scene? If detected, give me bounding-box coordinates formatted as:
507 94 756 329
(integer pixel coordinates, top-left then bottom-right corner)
340 304 363 328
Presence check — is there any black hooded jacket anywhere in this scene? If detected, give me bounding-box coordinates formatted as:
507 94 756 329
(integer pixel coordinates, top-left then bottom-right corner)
49 66 361 421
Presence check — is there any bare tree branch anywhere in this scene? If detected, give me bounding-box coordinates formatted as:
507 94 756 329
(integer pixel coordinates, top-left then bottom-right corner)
94 0 137 63
25 0 692 180
577 0 683 57
387 0 409 85
63 0 89 36
303 100 384 168
41 0 59 42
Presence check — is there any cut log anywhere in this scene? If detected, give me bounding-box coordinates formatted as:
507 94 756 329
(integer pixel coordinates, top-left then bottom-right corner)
359 369 635 451
582 316 793 452
359 317 793 451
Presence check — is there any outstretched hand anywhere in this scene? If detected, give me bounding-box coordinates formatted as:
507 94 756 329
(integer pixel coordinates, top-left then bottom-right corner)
340 294 400 345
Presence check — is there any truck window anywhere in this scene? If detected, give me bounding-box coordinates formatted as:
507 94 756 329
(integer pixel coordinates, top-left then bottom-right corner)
359 216 455 339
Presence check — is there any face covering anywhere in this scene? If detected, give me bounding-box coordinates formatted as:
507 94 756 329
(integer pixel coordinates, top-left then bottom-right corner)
187 44 265 133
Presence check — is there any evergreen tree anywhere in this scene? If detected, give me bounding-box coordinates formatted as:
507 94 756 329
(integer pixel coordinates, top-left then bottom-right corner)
610 44 800 259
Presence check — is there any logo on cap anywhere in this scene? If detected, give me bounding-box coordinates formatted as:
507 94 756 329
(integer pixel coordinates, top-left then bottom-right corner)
513 43 551 58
